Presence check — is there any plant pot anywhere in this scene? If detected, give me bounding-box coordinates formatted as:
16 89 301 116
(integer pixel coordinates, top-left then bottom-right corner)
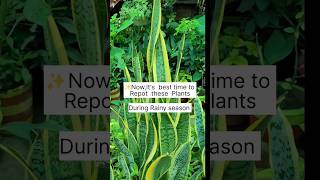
0 81 33 124
111 86 121 102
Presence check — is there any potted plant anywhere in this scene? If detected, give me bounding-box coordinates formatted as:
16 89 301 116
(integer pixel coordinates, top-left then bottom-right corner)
0 0 43 125
0 55 33 124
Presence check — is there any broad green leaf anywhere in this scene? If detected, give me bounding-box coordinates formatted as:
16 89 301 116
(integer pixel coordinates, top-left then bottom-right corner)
254 11 270 28
56 18 76 34
145 154 172 180
255 0 270 11
268 108 300 180
245 20 256 35
264 30 294 64
196 15 205 35
284 27 295 34
116 19 134 33
193 71 202 81
110 46 125 60
23 0 51 26
237 0 255 12
221 55 248 65
168 142 191 180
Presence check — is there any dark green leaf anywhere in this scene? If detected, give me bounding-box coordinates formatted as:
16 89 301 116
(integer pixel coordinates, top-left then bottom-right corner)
192 71 202 81
237 0 255 12
264 30 294 64
23 0 51 26
255 0 270 11
245 20 256 35
254 11 270 28
284 27 295 34
57 18 76 34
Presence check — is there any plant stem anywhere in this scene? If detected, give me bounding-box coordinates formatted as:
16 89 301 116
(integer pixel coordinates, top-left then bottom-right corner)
256 33 264 65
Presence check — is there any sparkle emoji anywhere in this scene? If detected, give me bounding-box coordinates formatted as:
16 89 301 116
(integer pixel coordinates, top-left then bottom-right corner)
48 74 64 91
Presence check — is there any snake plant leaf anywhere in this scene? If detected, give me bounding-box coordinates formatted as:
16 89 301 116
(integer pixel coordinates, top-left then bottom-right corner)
93 0 107 54
146 0 161 81
132 44 143 82
48 15 70 65
119 155 131 179
202 147 206 177
127 125 141 167
174 34 186 82
122 101 137 136
268 108 300 180
71 0 102 65
194 97 205 149
153 32 172 83
176 113 191 146
137 113 148 166
168 142 191 180
190 168 203 180
145 154 172 180
158 112 177 155
113 138 136 174
142 118 158 176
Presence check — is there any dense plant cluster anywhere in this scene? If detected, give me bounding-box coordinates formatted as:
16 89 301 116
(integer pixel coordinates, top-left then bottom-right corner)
110 0 206 179
210 0 305 179
110 0 205 89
